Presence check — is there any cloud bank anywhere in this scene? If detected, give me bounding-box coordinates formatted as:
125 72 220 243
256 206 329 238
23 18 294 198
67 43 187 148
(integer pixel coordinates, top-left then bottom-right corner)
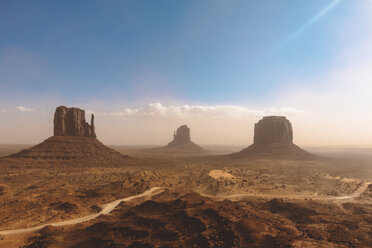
104 103 304 119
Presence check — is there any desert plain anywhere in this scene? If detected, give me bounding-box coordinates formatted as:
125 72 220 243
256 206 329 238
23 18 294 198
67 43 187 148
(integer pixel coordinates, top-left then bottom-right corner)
1 119 372 247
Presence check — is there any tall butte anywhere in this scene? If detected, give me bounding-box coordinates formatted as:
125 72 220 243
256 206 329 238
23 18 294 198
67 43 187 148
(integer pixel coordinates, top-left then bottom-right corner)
164 125 206 153
54 106 96 138
231 116 314 159
6 106 126 163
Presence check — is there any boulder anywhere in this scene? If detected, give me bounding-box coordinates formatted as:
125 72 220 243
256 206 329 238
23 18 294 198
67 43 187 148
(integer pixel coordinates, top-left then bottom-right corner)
54 106 96 138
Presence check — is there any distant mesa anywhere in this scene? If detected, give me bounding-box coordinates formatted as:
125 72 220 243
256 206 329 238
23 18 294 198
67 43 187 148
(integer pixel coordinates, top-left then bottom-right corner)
165 125 206 152
231 116 314 160
254 116 293 146
167 125 192 147
145 125 207 154
5 106 127 163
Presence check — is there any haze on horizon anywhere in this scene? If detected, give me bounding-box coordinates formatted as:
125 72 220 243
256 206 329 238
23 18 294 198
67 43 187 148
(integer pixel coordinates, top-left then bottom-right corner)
1 0 372 147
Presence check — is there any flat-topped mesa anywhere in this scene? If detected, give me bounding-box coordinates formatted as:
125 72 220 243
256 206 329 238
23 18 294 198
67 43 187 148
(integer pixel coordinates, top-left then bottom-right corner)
172 125 191 144
231 116 314 160
54 106 96 138
254 116 293 146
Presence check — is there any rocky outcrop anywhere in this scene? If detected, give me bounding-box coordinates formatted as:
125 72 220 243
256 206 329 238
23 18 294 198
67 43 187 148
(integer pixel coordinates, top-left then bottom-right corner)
231 116 314 160
54 106 96 138
254 116 293 145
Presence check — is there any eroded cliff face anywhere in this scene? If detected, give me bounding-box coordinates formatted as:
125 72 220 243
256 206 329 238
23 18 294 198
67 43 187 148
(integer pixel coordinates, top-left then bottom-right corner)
254 116 293 146
53 106 96 138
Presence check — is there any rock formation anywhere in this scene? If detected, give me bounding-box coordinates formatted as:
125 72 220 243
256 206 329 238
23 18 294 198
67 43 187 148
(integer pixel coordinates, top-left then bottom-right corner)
231 116 314 160
165 125 205 152
6 106 127 163
254 116 293 145
145 125 207 154
54 106 96 138
168 125 191 146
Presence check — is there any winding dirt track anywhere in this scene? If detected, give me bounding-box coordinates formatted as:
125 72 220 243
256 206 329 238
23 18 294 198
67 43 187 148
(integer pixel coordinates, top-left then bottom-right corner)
329 182 371 201
201 182 372 202
1 182 371 237
0 187 162 236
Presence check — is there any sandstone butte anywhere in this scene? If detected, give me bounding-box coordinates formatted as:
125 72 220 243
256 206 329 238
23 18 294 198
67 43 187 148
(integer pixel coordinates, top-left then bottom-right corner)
54 106 96 138
4 106 127 163
231 116 315 160
165 125 207 153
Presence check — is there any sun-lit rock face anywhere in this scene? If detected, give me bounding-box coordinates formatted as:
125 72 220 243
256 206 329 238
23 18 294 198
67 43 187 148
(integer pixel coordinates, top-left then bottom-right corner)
254 116 293 146
54 106 96 138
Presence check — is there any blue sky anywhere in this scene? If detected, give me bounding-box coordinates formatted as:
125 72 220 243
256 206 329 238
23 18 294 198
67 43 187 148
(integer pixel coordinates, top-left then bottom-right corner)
1 0 372 146
0 0 351 104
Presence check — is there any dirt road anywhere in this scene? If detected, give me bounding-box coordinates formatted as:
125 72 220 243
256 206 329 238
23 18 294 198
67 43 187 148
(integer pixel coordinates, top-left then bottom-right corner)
0 187 162 236
201 182 372 202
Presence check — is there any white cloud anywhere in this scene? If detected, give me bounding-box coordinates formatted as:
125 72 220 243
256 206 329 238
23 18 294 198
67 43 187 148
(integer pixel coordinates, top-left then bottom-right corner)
104 102 305 120
16 106 35 112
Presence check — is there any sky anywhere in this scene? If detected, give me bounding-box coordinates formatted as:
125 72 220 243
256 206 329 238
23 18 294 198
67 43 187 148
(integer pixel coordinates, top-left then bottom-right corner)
0 0 372 146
